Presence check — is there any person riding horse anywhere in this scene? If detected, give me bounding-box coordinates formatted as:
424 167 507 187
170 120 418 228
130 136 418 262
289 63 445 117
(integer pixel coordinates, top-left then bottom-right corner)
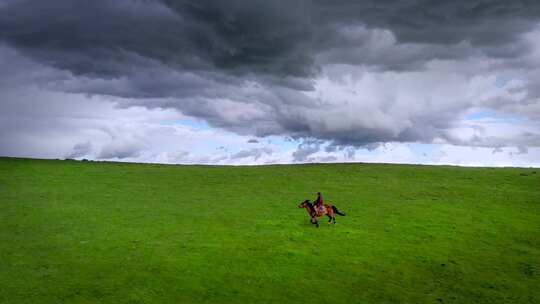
298 194 346 227
314 192 324 214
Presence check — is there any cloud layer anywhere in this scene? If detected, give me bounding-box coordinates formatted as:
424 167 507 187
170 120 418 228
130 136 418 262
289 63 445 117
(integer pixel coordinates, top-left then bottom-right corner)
0 1 539 164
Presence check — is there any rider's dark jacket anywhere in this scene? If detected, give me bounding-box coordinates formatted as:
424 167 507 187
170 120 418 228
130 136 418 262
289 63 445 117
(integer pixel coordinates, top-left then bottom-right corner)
315 193 324 207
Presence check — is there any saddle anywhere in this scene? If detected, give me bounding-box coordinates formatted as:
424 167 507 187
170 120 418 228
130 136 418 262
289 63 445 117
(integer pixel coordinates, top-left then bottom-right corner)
314 204 325 215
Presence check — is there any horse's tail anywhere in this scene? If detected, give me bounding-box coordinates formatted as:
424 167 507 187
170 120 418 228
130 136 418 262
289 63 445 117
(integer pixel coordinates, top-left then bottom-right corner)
332 205 346 216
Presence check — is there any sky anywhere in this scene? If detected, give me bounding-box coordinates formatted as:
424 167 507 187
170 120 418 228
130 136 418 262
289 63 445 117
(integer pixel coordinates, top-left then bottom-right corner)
0 0 539 167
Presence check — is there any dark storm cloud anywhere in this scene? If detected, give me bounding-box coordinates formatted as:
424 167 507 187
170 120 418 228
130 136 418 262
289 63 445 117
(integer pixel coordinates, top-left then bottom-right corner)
314 1 540 45
2 0 539 78
1 0 540 151
0 0 314 77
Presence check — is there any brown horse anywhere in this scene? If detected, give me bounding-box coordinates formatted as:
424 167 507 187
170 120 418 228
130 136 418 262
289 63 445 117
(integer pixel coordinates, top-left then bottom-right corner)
298 200 346 228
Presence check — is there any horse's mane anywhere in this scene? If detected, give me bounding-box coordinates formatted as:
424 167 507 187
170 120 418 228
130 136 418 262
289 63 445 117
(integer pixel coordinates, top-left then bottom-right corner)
305 200 315 213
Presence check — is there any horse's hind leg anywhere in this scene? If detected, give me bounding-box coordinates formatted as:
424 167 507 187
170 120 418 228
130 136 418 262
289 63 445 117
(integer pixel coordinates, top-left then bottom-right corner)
327 208 335 224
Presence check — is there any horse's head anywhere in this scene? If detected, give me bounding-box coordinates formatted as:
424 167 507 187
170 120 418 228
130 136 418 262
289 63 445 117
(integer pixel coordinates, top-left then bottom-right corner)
298 200 311 208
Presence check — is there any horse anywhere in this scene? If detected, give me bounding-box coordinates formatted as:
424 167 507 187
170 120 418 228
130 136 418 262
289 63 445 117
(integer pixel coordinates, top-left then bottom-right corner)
298 200 346 228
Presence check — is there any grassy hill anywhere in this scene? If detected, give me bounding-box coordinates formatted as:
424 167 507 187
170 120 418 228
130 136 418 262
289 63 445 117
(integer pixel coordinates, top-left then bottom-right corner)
0 157 538 303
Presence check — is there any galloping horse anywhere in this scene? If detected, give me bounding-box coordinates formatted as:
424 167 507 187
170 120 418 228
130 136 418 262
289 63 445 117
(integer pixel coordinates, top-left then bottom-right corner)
298 200 346 228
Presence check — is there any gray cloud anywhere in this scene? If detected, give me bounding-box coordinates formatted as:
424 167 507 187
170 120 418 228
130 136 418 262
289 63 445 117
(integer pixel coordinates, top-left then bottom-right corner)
230 147 273 161
65 141 92 159
292 140 322 162
2 0 538 78
98 140 145 159
1 0 540 155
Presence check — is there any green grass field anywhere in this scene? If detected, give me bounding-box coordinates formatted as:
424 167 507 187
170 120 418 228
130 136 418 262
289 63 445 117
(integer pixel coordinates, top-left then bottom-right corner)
0 157 539 303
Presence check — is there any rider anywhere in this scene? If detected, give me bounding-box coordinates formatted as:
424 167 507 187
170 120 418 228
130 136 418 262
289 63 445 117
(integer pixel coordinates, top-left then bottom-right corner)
314 192 324 214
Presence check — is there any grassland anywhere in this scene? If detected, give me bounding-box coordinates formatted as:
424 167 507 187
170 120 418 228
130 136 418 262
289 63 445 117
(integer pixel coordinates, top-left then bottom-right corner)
0 157 539 303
